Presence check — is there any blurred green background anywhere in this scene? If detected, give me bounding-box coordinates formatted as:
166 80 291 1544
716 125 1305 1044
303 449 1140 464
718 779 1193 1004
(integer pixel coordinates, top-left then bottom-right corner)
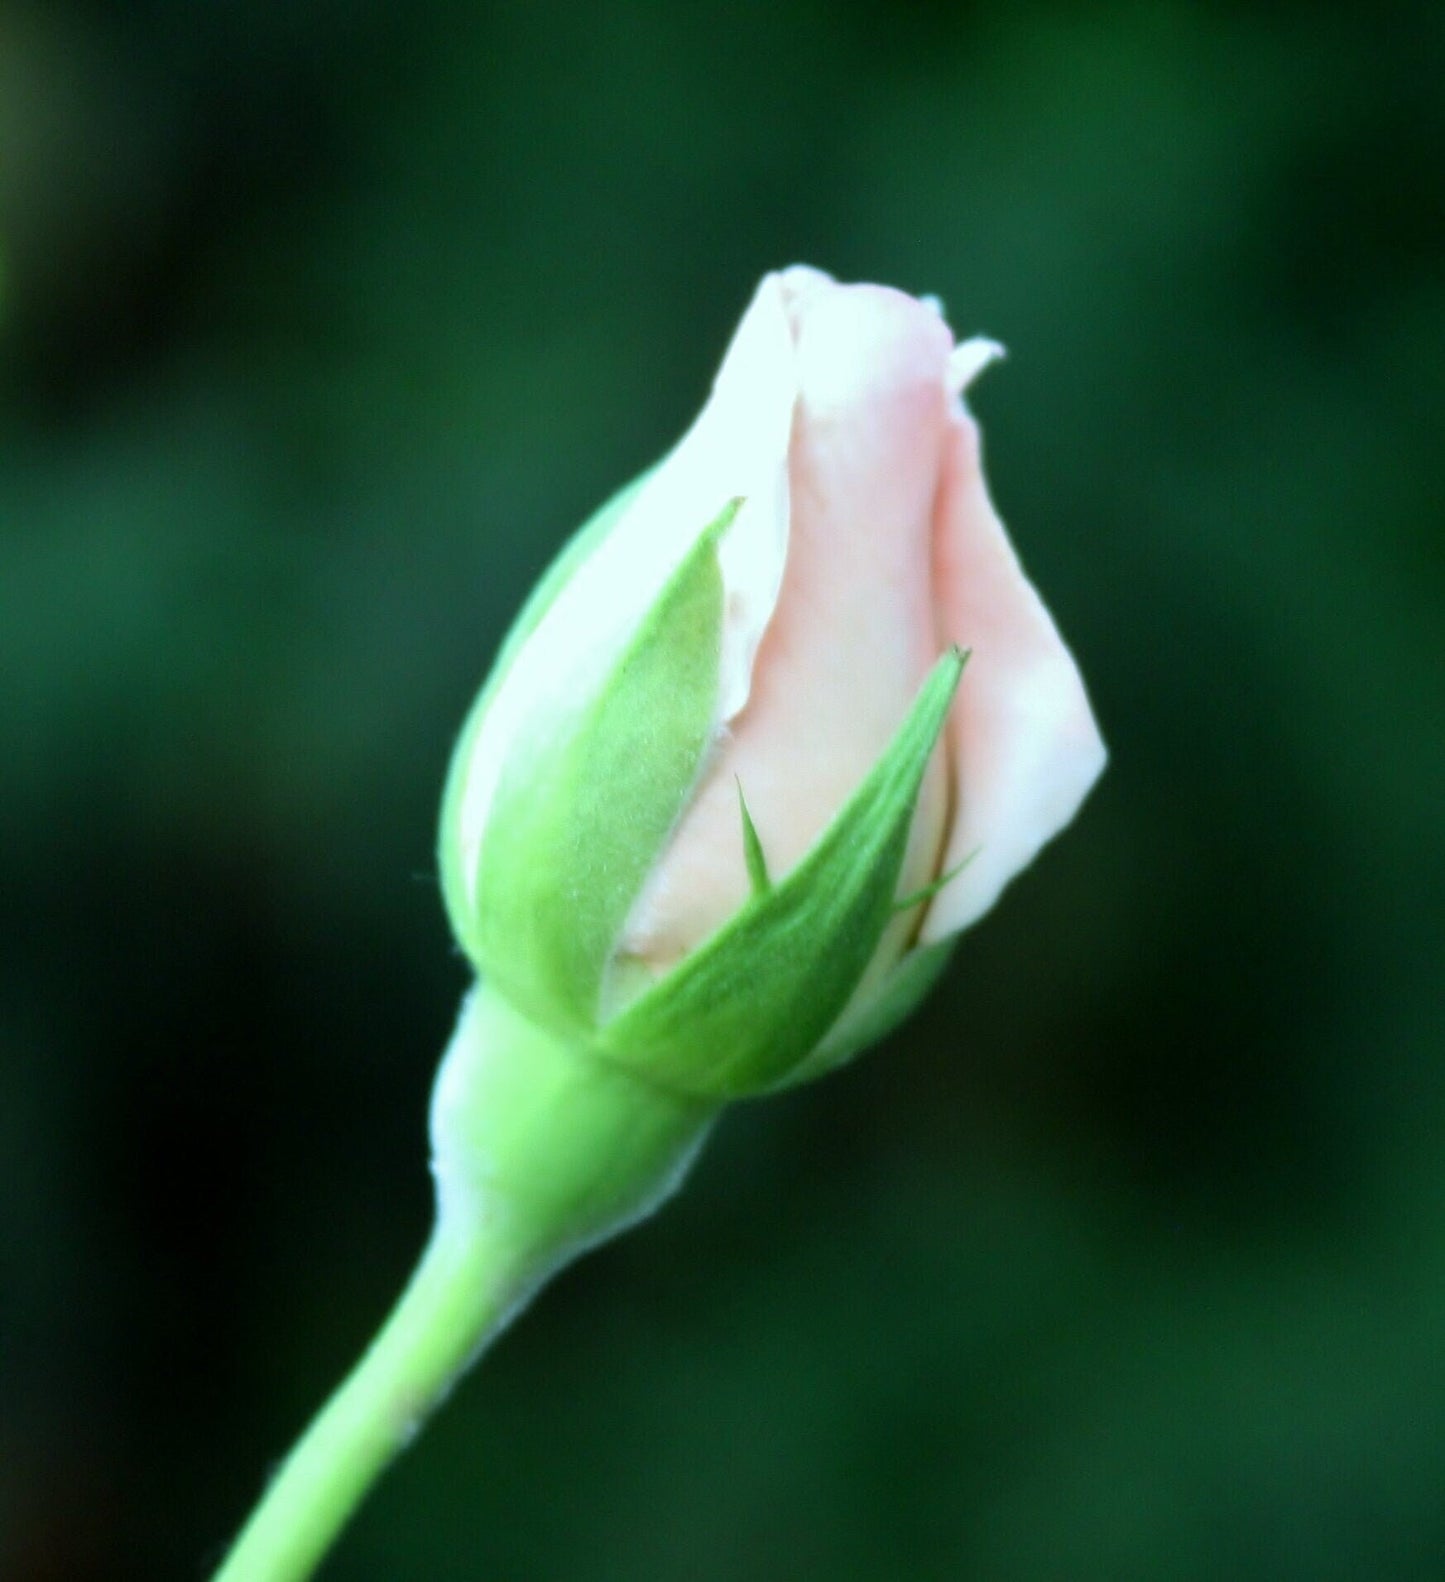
2 0 1442 1577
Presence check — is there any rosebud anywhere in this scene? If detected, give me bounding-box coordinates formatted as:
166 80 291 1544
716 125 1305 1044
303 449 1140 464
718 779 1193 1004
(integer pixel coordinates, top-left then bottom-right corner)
209 272 1110 1582
438 266 1104 1100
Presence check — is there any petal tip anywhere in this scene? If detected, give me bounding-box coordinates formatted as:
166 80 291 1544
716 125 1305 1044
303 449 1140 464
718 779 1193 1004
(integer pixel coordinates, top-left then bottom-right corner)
947 337 1007 397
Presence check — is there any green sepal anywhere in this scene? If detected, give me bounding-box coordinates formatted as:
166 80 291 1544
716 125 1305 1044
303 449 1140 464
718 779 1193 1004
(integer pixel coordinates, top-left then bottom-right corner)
597 648 966 1099
469 498 741 1030
439 470 651 961
771 937 956 1089
892 850 975 915
736 780 772 897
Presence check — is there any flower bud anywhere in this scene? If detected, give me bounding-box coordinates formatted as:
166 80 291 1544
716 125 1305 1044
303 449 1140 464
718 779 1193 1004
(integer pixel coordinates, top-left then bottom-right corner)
438 267 1105 1099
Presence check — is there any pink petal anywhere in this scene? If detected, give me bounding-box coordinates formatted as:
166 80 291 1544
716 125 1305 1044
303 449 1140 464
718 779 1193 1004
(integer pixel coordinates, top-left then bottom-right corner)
922 411 1107 941
622 274 955 972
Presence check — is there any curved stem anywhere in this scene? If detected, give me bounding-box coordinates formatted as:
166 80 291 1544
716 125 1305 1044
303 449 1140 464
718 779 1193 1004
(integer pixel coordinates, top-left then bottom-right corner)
211 1221 519 1582
209 984 714 1582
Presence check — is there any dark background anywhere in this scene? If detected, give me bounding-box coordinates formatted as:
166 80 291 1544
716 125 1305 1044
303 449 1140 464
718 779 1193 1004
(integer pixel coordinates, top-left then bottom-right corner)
3 1 1442 1577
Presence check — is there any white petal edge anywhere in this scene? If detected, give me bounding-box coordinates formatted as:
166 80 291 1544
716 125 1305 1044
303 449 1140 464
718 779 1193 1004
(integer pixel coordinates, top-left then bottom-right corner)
921 415 1106 942
947 336 1006 397
454 276 797 912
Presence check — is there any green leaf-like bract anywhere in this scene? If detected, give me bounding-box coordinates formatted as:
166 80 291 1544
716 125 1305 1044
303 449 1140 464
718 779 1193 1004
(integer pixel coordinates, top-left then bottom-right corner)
469 498 739 1030
892 850 975 915
736 780 772 897
438 471 651 963
597 648 966 1098
775 937 956 1088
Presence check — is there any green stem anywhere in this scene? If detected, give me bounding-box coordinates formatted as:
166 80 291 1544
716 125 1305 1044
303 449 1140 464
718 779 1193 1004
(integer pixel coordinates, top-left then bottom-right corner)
210 985 715 1582
212 1219 520 1582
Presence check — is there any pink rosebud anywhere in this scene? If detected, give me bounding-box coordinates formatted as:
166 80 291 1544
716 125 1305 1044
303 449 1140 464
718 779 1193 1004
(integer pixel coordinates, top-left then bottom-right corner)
618 266 1105 981
441 266 1105 1085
